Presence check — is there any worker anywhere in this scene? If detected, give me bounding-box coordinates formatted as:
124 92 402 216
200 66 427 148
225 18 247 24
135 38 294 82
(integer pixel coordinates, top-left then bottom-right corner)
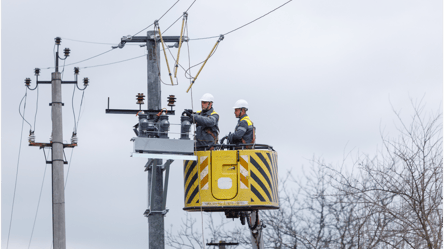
222 99 255 147
184 93 220 150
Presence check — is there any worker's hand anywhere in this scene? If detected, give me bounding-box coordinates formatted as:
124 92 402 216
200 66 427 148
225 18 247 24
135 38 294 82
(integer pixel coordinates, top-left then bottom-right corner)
220 135 228 144
227 132 233 144
183 109 193 116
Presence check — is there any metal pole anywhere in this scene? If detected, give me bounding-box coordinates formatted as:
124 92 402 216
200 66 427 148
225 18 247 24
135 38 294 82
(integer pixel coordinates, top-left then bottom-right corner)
147 30 165 249
51 71 66 249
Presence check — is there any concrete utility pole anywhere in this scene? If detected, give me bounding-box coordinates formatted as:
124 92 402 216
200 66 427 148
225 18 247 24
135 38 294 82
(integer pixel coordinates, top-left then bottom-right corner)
51 69 66 249
27 37 88 249
107 27 189 249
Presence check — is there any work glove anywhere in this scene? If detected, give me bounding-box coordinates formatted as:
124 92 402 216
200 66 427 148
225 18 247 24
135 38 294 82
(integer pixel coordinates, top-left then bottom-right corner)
183 109 193 117
220 135 228 145
227 132 234 144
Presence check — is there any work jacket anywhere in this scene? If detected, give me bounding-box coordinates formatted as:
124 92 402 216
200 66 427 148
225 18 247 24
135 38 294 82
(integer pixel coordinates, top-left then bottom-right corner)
231 114 255 145
192 107 219 149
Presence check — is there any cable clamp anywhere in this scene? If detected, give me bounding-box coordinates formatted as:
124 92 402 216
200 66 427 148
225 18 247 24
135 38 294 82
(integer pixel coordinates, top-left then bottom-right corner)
218 34 225 42
143 209 169 217
49 102 64 106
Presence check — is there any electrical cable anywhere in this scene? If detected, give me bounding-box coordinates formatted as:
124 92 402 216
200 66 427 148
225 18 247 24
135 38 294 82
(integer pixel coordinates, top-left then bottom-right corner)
223 0 292 36
132 0 181 36
33 86 39 132
27 163 48 249
65 149 74 189
71 84 77 133
60 37 140 46
189 0 292 40
40 48 115 70
76 91 86 132
19 90 32 131
7 88 30 249
80 53 146 69
163 0 197 34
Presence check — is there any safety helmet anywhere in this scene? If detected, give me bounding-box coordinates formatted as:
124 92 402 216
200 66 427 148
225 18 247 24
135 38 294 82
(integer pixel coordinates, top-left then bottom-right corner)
233 99 248 109
200 93 214 102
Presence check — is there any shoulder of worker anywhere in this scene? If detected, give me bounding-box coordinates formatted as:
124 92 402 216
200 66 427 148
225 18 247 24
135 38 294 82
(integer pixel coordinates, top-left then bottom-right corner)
239 114 252 126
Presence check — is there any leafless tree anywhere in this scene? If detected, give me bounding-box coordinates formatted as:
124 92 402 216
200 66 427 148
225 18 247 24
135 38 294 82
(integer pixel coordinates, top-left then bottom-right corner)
167 105 442 249
331 105 443 249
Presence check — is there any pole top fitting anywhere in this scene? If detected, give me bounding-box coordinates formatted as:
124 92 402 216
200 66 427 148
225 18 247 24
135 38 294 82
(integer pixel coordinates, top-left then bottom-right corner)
55 37 61 45
136 93 145 105
64 48 70 57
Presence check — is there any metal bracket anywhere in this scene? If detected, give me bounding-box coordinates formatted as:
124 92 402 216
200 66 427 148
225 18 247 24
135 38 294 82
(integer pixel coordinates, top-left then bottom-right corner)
143 209 169 217
144 159 155 171
49 102 64 106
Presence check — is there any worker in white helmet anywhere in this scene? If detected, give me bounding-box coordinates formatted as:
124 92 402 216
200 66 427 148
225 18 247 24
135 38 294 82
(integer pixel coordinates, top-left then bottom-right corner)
222 99 255 147
184 93 220 150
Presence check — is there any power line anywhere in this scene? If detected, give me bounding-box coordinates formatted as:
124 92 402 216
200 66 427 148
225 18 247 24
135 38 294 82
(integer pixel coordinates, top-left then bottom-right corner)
19 90 32 131
163 0 197 34
7 89 30 249
223 0 292 36
28 163 48 249
133 0 181 36
33 87 39 132
189 0 293 40
40 48 116 70
80 53 146 69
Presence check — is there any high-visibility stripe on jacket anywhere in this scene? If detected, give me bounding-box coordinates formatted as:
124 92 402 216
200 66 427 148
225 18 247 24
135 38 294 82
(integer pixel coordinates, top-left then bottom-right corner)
232 114 255 145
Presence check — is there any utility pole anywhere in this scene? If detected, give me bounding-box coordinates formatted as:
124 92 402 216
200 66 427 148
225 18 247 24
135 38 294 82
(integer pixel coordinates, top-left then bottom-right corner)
27 37 88 249
106 22 193 249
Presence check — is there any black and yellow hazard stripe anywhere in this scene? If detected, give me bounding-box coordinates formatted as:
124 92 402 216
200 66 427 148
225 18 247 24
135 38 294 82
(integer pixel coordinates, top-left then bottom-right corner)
249 151 277 204
184 160 199 204
267 152 279 203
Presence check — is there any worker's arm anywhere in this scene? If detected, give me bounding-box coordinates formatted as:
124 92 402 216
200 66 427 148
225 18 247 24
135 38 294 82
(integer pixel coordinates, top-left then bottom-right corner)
192 113 219 127
231 120 248 141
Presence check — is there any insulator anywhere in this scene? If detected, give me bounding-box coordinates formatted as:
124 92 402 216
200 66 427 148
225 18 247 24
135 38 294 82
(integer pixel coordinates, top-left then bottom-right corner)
64 48 70 57
83 77 89 86
55 37 61 45
34 68 40 76
167 95 176 107
25 78 31 86
71 133 78 144
28 131 35 144
74 67 80 75
136 93 145 105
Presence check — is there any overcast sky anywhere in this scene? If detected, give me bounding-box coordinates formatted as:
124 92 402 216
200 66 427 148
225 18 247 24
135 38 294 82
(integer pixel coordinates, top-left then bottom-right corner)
1 0 442 248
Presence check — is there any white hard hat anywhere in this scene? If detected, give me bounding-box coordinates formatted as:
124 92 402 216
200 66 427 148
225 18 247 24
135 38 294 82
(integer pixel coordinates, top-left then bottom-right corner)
233 99 249 109
200 93 214 102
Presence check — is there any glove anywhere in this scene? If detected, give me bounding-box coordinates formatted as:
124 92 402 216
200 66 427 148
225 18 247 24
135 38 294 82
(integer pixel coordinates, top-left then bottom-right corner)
227 132 233 144
220 135 228 145
183 109 193 117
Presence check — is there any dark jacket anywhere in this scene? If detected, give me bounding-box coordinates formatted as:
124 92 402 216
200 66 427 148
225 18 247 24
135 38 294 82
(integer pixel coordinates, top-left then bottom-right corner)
192 107 219 149
231 114 255 144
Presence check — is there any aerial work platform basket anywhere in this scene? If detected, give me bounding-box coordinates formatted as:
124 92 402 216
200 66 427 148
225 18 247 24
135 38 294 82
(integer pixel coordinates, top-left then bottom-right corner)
183 144 279 212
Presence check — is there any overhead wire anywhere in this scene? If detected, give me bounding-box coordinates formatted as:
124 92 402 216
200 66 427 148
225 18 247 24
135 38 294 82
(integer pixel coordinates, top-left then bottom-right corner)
33 86 39 132
7 88 30 249
223 0 292 36
27 163 48 249
19 90 32 131
132 0 181 36
189 0 293 40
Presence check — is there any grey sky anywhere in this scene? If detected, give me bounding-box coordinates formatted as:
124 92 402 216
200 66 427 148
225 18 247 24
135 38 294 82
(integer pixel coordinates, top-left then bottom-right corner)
2 0 442 248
